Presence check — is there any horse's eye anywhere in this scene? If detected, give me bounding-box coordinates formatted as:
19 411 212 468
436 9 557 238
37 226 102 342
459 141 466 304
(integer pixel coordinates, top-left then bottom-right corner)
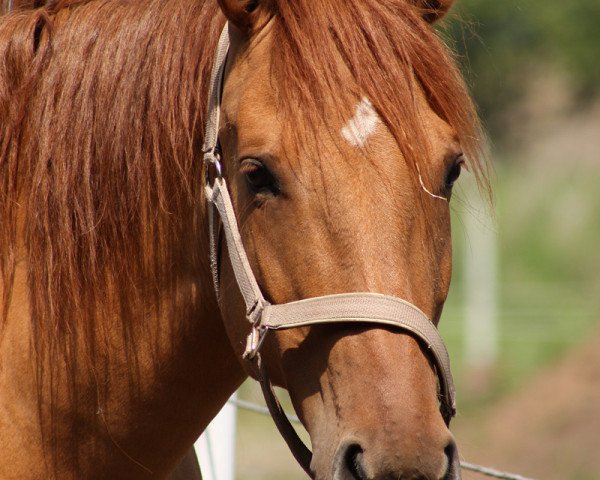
445 154 465 190
240 158 280 196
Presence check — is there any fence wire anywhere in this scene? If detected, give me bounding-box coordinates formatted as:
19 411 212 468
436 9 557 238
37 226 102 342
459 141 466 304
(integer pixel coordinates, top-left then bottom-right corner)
228 398 535 480
460 462 534 480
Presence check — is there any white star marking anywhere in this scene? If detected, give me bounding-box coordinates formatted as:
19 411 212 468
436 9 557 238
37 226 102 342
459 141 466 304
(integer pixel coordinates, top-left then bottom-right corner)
341 97 380 147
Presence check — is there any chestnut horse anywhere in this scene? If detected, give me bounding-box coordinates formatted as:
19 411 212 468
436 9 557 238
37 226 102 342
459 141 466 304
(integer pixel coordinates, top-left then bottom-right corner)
0 0 488 478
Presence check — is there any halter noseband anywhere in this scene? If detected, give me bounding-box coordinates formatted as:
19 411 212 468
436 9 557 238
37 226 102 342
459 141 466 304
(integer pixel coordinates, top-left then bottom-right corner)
202 24 457 478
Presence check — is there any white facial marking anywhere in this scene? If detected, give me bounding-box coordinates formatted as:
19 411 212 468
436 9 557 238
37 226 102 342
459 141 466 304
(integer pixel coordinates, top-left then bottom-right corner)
341 97 380 147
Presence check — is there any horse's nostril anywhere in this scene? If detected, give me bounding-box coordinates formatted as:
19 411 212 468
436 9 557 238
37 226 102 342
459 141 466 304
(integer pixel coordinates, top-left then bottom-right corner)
334 438 459 480
344 444 368 480
444 440 461 480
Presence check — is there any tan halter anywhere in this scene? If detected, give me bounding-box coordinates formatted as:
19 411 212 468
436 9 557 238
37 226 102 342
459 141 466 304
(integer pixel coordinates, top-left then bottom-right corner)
202 24 457 478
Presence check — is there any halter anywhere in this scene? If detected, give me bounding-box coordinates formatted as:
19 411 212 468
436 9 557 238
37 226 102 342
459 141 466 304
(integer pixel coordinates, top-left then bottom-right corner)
202 24 457 478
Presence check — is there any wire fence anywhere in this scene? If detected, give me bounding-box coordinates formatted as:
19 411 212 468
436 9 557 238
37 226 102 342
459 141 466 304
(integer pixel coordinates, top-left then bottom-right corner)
227 398 535 480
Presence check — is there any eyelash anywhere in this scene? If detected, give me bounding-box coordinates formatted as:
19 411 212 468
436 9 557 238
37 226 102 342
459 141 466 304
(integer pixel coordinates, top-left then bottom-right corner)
240 158 281 196
445 154 465 190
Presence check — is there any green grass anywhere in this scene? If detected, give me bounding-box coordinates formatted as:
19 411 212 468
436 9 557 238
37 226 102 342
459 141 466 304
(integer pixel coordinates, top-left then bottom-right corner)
442 161 600 409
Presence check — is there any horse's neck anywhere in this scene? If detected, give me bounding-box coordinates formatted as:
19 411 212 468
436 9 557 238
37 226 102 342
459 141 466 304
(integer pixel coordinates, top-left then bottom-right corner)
0 206 245 478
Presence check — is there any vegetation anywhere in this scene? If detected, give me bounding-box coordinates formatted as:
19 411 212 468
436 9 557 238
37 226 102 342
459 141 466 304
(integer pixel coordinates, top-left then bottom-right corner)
442 0 600 142
443 162 600 408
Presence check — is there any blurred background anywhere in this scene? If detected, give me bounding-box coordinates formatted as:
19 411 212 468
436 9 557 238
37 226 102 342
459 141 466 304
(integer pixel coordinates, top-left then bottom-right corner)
201 1 600 479
0 0 596 477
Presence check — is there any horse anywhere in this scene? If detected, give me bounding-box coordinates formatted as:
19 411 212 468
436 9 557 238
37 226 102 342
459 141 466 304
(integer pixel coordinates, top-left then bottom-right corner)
0 0 488 478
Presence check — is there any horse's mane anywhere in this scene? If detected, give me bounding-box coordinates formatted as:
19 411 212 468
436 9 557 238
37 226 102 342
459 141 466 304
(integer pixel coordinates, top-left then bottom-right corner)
0 0 223 351
0 0 487 466
0 1 224 468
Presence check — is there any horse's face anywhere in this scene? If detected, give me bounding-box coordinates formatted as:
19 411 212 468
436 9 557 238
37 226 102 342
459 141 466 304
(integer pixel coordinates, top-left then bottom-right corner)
216 2 463 479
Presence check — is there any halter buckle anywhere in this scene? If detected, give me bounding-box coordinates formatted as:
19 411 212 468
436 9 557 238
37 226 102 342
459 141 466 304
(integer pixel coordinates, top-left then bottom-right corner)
242 299 269 360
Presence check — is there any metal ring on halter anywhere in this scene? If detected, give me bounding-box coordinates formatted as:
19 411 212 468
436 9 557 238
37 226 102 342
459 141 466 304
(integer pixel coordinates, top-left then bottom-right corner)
203 149 223 186
213 159 223 178
243 325 268 360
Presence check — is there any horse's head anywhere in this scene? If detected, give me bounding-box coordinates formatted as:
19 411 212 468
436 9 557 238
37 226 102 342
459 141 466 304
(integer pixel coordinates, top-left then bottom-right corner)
211 1 484 478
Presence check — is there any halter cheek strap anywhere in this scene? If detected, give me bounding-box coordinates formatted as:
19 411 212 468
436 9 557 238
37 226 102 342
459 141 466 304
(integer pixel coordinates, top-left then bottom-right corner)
202 24 457 478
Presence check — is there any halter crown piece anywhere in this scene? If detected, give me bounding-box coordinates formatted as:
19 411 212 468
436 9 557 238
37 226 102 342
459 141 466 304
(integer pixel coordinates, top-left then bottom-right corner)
202 24 458 478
